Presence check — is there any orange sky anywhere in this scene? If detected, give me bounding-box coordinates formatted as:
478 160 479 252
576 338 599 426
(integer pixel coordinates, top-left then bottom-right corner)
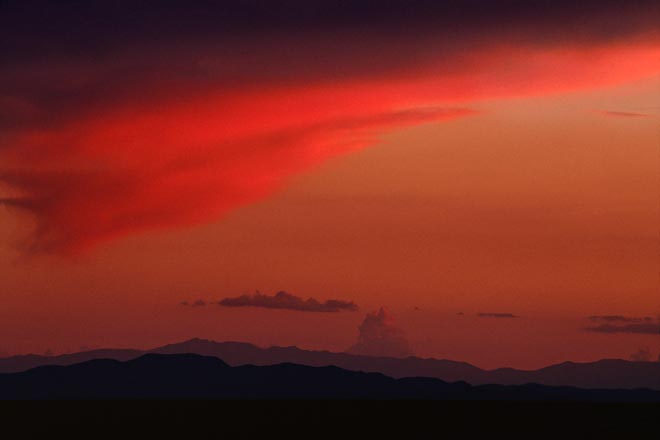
1 75 658 368
1 2 660 368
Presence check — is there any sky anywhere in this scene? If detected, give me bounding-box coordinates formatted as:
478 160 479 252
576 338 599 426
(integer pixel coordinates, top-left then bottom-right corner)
0 0 659 369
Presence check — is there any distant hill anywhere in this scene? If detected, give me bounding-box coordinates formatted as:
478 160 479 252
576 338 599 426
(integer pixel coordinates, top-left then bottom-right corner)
0 349 143 374
1 353 659 401
1 338 659 390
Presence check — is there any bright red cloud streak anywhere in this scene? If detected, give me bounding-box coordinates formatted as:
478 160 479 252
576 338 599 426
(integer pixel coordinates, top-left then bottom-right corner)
1 42 659 254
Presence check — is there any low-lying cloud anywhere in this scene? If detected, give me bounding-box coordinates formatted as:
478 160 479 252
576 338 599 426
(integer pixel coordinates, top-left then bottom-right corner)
588 315 654 324
477 313 518 319
181 299 207 307
584 315 660 335
217 291 358 313
630 347 653 362
347 307 413 358
585 323 660 335
599 110 651 118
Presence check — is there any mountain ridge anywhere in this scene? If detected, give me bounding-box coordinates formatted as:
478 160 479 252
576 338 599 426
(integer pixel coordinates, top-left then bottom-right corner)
1 338 658 390
1 353 659 401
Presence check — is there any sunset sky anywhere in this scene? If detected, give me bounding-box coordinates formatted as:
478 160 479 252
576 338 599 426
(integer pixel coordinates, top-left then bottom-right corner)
1 0 659 369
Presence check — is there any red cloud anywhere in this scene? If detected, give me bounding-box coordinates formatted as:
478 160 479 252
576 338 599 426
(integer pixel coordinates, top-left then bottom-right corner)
1 95 474 253
1 9 659 254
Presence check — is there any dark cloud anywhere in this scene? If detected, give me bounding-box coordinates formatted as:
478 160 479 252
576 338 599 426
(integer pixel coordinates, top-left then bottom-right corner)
584 316 660 335
584 323 660 335
630 347 653 362
1 1 658 253
347 307 413 358
588 315 654 323
477 313 518 319
2 1 657 61
217 291 358 313
181 299 206 307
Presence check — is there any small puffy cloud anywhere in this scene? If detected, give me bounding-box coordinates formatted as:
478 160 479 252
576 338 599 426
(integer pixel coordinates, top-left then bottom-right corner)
217 291 358 313
477 313 518 319
181 299 207 307
630 347 653 362
347 307 413 358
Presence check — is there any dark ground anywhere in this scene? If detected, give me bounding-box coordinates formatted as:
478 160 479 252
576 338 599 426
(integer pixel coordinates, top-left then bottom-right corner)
2 400 658 438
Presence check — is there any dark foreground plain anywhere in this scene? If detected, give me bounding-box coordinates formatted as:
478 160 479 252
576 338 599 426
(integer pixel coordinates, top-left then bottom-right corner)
2 400 658 438
3 354 659 438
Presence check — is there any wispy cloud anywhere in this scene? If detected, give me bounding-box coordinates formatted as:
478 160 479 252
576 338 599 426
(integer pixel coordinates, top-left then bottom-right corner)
598 110 651 118
1 2 658 254
588 315 654 323
585 323 660 335
584 315 660 335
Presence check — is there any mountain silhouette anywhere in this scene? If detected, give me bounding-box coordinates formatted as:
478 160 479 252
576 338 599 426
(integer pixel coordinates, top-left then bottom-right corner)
1 338 659 390
1 353 659 400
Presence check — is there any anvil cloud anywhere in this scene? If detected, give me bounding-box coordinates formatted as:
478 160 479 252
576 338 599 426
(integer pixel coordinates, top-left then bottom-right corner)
1 1 659 253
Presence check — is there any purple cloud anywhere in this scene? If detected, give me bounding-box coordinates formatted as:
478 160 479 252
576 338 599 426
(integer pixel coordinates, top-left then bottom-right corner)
217 291 358 313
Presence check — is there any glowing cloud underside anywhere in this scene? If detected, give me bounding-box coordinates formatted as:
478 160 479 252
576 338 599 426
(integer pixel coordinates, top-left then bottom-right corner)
1 1 659 253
